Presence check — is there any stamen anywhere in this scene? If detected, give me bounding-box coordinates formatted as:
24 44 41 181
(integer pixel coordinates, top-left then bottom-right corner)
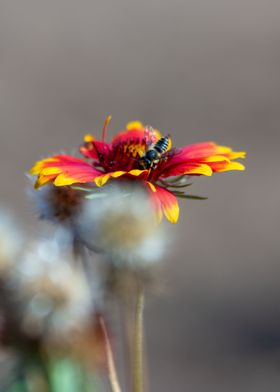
102 115 112 142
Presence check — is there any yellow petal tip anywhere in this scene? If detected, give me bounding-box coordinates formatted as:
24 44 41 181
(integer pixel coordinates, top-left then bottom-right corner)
84 134 94 142
126 121 143 130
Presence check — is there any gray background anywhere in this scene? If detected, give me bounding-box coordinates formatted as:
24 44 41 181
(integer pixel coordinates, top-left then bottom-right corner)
0 0 280 390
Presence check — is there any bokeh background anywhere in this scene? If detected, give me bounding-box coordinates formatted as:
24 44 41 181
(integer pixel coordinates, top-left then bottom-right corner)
0 0 279 390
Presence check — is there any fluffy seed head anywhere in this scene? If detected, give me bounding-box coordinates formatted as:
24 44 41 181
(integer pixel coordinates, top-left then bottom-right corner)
29 184 84 224
78 184 166 268
15 236 93 344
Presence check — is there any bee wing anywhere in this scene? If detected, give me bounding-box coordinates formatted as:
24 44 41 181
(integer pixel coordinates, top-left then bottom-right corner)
144 126 158 147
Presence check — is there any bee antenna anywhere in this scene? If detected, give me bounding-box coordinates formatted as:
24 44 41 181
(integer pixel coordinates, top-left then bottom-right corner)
102 115 112 142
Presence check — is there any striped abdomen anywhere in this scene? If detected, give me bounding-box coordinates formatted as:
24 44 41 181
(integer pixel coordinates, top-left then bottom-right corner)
153 136 169 154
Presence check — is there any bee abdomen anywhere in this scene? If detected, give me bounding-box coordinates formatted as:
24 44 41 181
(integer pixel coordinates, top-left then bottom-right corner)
154 136 169 153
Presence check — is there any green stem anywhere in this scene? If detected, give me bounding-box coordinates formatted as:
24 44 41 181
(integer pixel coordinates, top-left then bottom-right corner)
133 286 145 392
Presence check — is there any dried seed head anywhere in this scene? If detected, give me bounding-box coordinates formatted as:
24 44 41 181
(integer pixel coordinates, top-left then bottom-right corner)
78 183 166 268
30 184 84 224
15 236 93 344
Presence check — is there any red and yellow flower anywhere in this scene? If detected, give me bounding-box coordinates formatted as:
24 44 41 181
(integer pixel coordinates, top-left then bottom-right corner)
30 119 246 223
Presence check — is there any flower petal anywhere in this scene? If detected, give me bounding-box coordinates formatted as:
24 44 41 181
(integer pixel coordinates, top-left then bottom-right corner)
183 164 213 176
157 141 245 179
160 162 213 178
80 139 112 160
34 174 57 189
84 134 95 142
202 155 230 163
148 185 179 224
215 145 246 160
210 161 246 172
126 121 162 141
30 155 102 188
146 181 156 192
94 171 126 187
129 169 147 177
112 121 162 146
30 157 59 175
94 169 148 187
170 142 245 162
112 128 146 145
176 142 220 160
126 121 144 130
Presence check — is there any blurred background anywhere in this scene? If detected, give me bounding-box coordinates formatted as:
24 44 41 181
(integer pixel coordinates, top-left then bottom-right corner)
0 0 279 390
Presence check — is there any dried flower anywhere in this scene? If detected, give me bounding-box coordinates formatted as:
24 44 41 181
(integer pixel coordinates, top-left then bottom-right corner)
29 183 83 225
14 236 93 344
78 184 165 268
30 119 246 223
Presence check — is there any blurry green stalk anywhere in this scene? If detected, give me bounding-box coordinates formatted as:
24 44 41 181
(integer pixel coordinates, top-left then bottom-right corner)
8 358 99 392
133 286 145 392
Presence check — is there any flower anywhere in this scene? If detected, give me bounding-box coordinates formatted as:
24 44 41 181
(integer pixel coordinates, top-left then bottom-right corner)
29 183 84 224
77 183 165 267
14 236 93 344
30 118 246 223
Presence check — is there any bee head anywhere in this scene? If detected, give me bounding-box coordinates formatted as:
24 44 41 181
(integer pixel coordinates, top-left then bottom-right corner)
138 157 151 169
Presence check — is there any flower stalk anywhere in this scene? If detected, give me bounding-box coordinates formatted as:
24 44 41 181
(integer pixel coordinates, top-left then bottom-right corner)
99 316 122 392
133 285 145 392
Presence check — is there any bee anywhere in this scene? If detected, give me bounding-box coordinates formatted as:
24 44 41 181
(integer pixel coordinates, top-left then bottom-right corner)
139 136 170 169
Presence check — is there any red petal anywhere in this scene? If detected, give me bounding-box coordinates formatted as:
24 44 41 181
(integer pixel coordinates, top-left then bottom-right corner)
80 140 112 160
148 184 179 224
112 129 146 145
30 155 103 188
157 141 245 178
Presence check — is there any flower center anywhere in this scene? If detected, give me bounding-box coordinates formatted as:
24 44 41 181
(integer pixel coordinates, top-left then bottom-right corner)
96 139 147 172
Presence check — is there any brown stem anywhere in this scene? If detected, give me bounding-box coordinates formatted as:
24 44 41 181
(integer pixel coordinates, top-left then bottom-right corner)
99 316 122 392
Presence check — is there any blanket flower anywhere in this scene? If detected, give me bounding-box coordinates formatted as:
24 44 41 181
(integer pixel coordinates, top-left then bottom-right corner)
30 118 245 223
